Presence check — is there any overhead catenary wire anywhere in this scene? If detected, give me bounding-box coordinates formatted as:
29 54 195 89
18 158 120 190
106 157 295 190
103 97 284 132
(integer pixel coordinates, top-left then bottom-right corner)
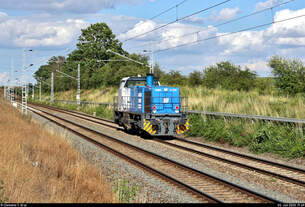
149 0 189 20
128 0 295 51
123 0 232 42
119 0 190 38
154 13 305 53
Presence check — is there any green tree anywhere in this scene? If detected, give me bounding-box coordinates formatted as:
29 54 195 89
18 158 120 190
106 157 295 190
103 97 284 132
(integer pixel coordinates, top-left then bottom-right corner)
160 70 187 86
188 71 203 86
202 61 256 91
269 56 305 95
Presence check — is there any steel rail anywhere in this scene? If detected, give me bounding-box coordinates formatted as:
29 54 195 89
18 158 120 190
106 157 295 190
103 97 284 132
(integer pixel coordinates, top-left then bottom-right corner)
27 104 279 203
153 138 305 188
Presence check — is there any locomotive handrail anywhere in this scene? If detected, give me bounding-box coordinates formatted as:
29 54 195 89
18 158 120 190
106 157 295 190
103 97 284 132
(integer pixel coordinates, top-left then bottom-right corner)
53 99 305 125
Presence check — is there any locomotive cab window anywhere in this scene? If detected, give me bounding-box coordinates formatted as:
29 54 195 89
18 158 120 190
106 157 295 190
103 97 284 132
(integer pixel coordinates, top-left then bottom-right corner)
126 80 146 87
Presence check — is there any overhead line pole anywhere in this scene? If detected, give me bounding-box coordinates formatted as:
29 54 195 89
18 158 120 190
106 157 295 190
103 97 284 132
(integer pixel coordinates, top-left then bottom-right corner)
22 49 27 115
51 72 54 103
55 65 81 105
77 63 80 106
39 81 41 102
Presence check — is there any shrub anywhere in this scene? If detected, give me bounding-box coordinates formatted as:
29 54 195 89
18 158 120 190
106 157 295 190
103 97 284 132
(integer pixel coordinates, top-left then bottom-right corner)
187 115 305 159
202 61 257 91
269 56 305 95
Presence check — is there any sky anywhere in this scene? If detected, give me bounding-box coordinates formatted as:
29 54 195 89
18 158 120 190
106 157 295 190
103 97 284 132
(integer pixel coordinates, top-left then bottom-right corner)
0 0 304 86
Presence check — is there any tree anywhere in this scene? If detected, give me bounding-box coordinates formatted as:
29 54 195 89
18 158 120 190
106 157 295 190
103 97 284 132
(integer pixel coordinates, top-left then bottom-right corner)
269 56 305 95
202 61 256 91
188 71 203 86
160 70 187 86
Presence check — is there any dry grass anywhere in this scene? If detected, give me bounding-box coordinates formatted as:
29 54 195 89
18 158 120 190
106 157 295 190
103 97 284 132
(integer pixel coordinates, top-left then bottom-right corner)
180 86 305 119
0 99 115 203
52 87 117 103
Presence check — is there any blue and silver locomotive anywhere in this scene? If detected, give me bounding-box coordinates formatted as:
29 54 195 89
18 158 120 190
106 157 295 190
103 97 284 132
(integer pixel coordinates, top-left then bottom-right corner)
114 74 189 136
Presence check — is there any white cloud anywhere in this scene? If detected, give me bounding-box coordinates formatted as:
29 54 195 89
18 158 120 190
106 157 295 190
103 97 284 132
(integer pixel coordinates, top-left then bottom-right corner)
255 0 279 11
240 59 270 75
211 7 241 22
0 72 8 84
0 17 88 48
218 8 305 56
157 24 217 50
0 0 140 13
118 20 157 41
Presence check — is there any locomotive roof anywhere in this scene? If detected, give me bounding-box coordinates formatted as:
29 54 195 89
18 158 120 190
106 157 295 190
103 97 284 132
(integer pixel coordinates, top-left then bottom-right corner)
122 76 159 82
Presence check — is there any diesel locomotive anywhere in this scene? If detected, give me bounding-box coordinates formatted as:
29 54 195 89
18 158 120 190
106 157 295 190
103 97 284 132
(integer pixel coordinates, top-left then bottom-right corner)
114 74 189 136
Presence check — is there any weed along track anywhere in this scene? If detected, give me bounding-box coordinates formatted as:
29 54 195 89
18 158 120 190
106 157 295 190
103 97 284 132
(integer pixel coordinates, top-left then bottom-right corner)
25 103 279 203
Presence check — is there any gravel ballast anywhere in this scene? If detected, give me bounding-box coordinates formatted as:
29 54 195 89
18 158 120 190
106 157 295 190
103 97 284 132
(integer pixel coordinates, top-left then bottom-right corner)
29 110 201 203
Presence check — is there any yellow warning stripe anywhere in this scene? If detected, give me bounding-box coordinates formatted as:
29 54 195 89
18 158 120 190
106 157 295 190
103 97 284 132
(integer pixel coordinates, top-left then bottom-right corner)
147 125 152 132
142 120 156 135
144 123 151 130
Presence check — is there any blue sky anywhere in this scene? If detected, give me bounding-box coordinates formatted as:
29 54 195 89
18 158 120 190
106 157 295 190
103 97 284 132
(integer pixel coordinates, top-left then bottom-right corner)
0 0 304 86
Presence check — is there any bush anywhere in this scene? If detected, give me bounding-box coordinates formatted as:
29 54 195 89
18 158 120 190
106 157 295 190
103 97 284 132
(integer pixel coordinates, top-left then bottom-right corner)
186 114 305 159
202 61 256 91
269 56 305 95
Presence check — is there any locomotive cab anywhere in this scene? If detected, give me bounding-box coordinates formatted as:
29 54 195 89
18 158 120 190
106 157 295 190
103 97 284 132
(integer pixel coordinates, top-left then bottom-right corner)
114 74 189 136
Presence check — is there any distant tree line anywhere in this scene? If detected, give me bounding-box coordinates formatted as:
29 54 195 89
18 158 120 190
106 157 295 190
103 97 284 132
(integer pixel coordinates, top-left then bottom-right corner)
34 22 305 96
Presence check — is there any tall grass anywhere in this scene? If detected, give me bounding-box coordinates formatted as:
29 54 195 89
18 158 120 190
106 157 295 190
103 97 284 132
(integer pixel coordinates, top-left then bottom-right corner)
41 85 305 119
0 99 114 203
180 86 305 119
187 114 305 159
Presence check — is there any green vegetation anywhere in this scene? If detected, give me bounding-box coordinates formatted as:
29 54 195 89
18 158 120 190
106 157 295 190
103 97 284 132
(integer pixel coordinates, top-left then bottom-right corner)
187 114 305 159
269 56 305 95
202 61 256 91
39 101 113 120
0 180 7 203
114 178 140 203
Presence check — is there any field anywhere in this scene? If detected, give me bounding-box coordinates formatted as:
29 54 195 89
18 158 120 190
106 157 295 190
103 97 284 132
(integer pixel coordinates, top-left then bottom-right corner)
0 99 114 203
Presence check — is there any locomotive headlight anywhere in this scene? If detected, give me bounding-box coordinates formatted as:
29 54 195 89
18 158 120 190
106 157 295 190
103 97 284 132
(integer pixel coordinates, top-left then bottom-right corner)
152 105 157 113
175 105 179 113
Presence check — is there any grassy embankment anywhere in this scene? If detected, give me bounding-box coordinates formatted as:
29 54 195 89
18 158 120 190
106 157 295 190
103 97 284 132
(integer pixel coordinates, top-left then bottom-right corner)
35 86 305 159
0 99 114 203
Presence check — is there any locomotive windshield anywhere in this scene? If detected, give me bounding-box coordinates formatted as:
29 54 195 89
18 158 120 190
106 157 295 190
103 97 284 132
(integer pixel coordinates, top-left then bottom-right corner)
123 77 160 88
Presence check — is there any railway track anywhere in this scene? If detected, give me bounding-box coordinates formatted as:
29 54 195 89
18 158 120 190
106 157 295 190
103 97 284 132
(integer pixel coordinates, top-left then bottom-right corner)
29 103 305 190
30 103 305 188
25 103 279 203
